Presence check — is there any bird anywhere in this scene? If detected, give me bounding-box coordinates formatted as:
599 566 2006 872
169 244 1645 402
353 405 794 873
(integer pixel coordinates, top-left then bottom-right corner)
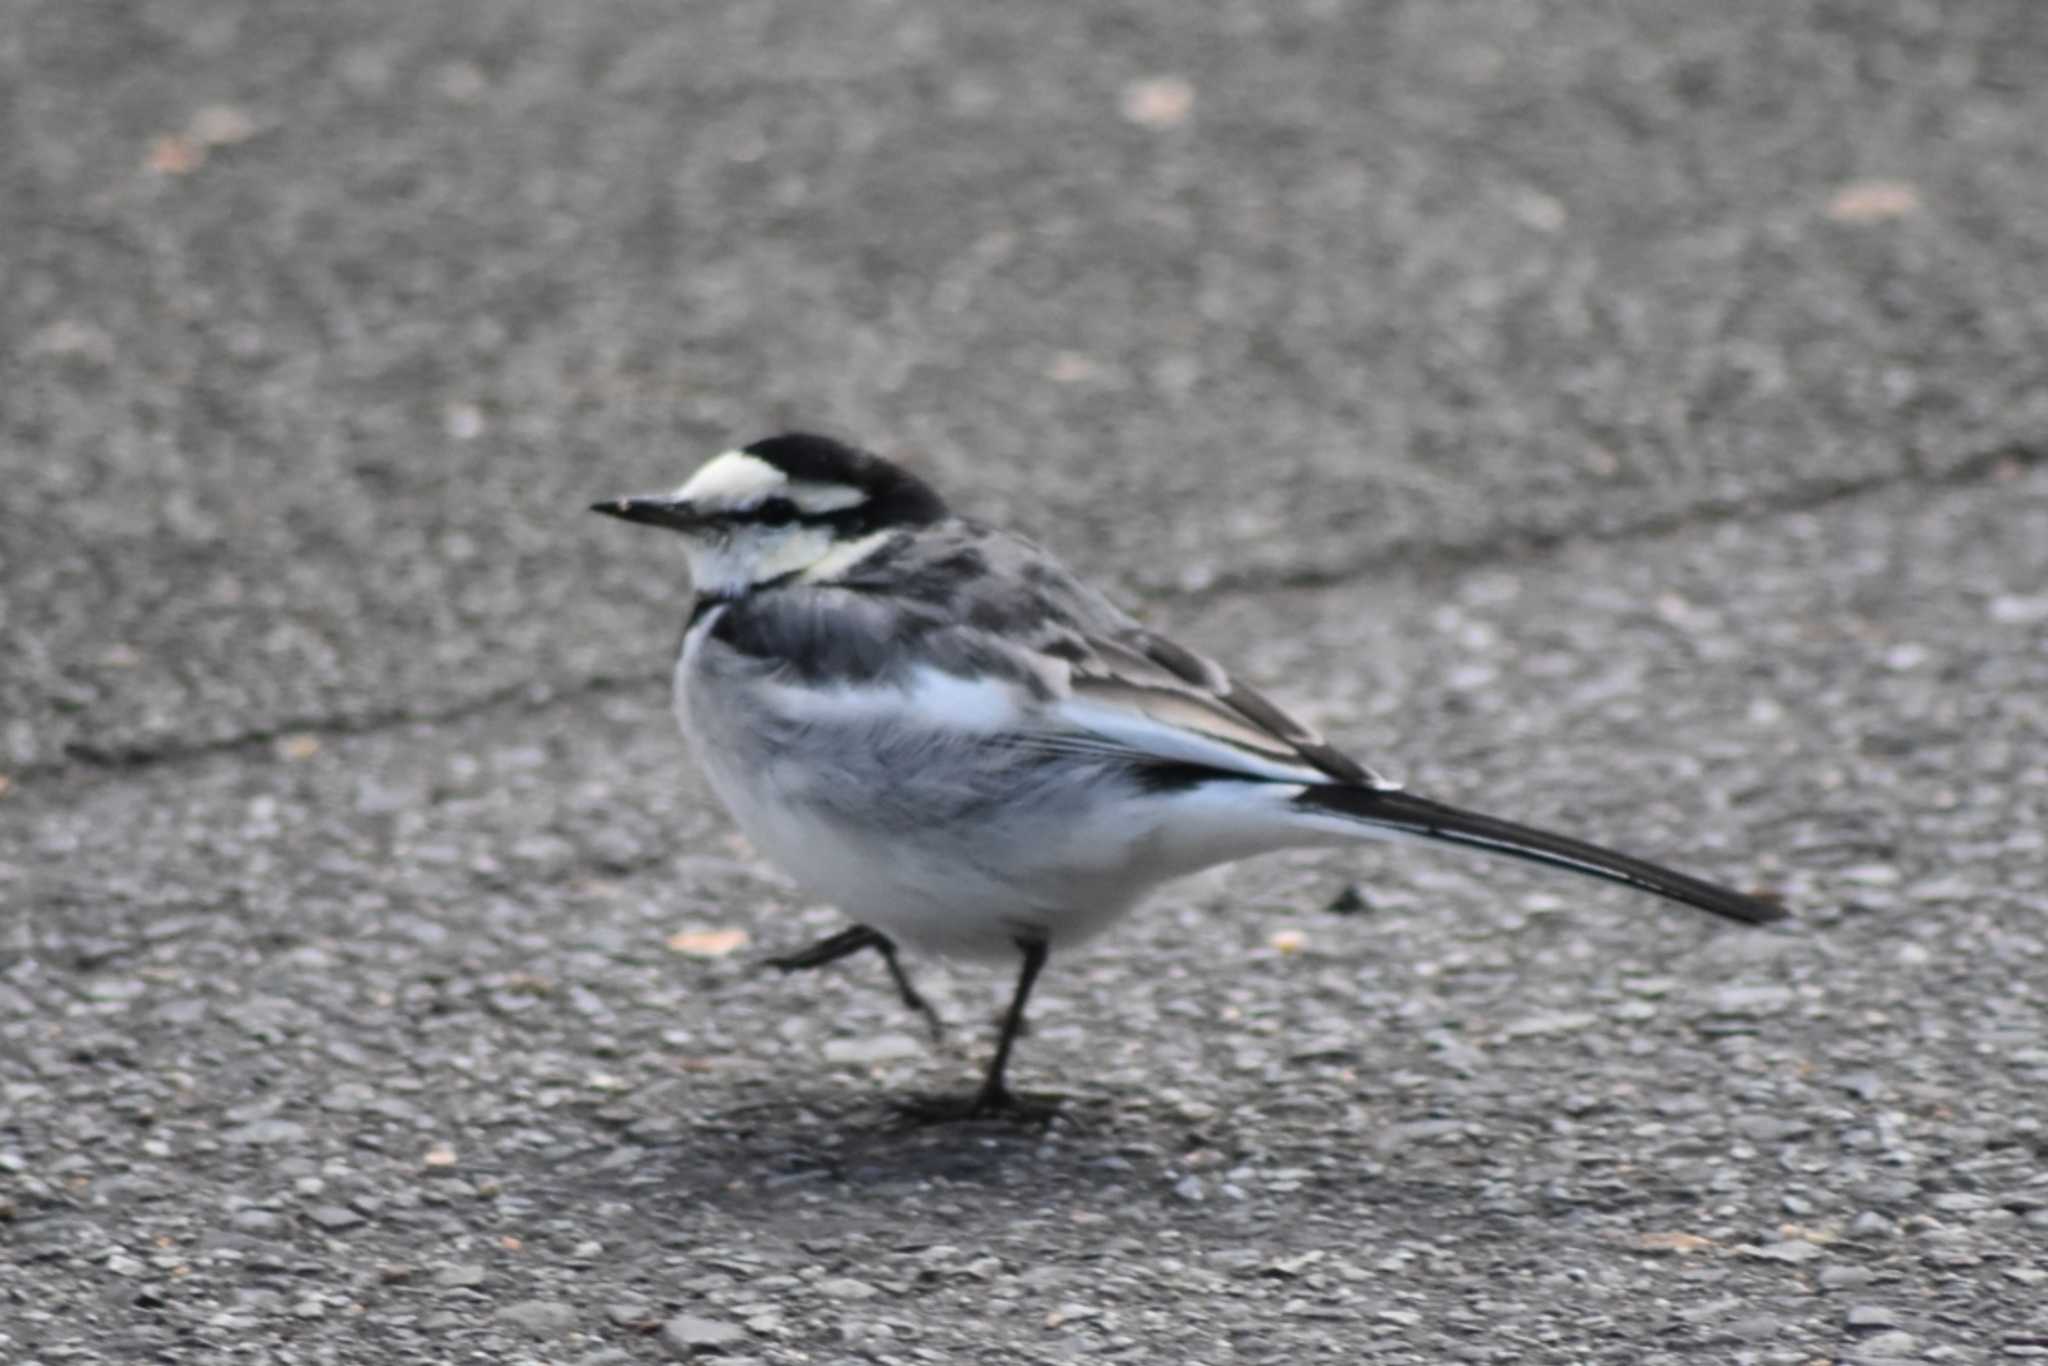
593 432 1786 1118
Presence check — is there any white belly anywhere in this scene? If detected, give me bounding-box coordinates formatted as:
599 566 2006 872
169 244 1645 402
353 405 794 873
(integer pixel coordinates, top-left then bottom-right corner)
673 622 1139 957
671 607 1329 959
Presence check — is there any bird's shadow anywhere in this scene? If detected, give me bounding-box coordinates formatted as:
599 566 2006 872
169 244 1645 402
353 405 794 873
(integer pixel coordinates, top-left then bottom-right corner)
541 1082 1152 1219
521 1077 1588 1257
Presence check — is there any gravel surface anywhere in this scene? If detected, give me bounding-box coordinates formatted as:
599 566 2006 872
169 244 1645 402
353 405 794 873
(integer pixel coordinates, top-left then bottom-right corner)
6 2 2047 1363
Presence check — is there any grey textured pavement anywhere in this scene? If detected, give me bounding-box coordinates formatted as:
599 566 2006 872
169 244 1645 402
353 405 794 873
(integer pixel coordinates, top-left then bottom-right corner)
4 2 2046 1363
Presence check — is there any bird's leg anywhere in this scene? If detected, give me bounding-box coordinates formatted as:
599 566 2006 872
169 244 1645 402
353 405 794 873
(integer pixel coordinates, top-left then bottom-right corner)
763 924 879 972
968 936 1050 1116
869 935 945 1042
764 925 945 1041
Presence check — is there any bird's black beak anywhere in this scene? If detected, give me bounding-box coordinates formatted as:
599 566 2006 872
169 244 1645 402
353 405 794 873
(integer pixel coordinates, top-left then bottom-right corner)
590 496 704 532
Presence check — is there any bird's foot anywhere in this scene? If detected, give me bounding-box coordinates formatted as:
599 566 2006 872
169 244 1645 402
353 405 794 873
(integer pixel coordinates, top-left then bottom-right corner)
887 1085 1061 1127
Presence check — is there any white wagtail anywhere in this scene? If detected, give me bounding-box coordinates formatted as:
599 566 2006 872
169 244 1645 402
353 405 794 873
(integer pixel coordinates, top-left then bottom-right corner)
595 433 1786 1116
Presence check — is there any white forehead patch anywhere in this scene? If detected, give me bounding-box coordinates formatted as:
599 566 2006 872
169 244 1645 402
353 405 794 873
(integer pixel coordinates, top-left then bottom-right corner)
676 449 869 514
676 451 785 505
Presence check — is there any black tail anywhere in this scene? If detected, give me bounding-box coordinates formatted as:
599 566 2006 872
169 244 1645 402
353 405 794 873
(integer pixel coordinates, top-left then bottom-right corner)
1297 786 1786 926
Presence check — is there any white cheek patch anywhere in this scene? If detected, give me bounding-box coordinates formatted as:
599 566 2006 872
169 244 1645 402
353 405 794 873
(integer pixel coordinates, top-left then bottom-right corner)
683 525 833 598
677 451 787 503
682 537 767 600
751 526 837 581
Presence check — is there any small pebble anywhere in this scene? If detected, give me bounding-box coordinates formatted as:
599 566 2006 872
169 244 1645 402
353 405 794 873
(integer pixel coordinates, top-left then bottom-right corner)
663 1314 745 1355
1854 1330 1918 1356
435 1262 487 1289
306 1205 364 1231
1930 1192 1990 1214
496 1299 577 1334
818 1276 878 1300
1740 1240 1822 1265
822 1035 921 1065
224 1119 308 1146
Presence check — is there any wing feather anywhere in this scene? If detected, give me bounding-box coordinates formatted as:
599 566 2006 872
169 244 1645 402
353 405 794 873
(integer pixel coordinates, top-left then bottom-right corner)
1054 629 1394 788
767 521 1395 790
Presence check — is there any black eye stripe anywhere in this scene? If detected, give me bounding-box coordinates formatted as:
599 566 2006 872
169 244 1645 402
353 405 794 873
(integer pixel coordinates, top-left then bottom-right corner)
723 496 872 531
809 504 872 531
724 497 801 526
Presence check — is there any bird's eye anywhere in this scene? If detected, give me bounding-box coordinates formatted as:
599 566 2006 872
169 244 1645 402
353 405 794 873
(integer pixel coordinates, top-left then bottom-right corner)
756 497 799 526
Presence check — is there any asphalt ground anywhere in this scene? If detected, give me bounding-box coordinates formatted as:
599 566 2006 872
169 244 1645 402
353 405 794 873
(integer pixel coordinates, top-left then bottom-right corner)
4 2 2046 1363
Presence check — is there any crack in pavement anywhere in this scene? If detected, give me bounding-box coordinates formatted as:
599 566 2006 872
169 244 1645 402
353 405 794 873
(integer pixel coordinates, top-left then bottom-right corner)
43 674 660 783
1197 441 2045 596
17 442 2042 786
